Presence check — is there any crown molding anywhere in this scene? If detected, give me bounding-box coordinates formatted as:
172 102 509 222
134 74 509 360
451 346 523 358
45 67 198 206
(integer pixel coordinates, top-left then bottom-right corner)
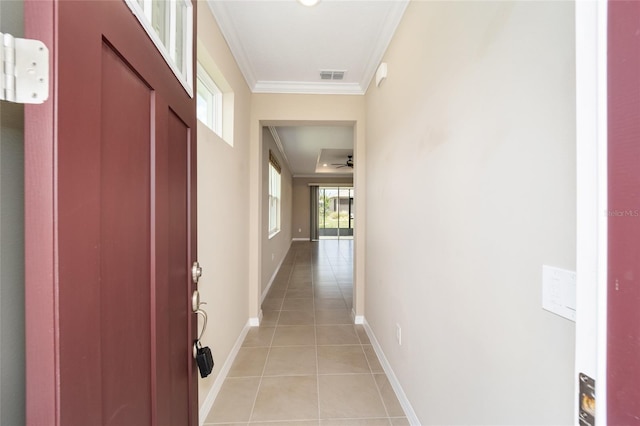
253 81 364 95
359 0 410 92
293 173 353 179
207 0 409 95
206 0 257 89
268 126 292 172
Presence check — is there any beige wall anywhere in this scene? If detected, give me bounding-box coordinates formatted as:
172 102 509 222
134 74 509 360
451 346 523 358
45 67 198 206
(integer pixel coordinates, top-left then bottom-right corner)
196 5 252 407
292 177 353 240
364 1 576 424
249 94 366 321
261 128 293 296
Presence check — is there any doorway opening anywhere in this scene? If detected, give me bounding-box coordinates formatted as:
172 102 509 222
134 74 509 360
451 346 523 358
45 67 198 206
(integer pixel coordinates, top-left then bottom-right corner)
317 186 354 240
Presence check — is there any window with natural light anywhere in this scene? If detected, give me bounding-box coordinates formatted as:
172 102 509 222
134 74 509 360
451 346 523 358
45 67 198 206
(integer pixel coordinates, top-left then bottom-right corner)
269 152 281 237
124 0 193 96
196 62 223 136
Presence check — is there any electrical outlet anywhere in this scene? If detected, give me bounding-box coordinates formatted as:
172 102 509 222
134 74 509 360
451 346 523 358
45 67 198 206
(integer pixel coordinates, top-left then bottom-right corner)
396 323 402 345
298 228 302 233
271 253 275 261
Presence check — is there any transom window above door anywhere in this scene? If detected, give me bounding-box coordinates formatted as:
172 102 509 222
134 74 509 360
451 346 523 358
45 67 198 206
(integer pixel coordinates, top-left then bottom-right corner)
124 0 194 97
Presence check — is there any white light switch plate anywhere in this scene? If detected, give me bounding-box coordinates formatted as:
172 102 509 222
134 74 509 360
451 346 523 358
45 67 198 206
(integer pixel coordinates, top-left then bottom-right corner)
542 265 576 321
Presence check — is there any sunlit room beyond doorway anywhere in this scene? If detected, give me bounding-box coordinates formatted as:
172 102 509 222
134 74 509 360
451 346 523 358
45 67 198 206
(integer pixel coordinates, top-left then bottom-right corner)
314 186 354 241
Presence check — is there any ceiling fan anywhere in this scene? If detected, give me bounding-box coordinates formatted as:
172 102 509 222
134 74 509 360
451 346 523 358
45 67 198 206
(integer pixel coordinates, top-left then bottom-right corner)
332 155 354 169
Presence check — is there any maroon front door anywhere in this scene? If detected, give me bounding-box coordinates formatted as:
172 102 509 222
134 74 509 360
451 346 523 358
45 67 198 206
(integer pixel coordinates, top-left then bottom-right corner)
24 1 198 425
607 0 640 423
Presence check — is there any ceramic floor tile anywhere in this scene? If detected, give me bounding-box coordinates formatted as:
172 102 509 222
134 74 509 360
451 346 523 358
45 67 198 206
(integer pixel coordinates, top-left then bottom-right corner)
205 377 260 424
271 280 290 289
286 288 314 298
272 325 316 346
314 298 347 310
227 347 269 377
362 345 383 373
264 346 317 376
266 290 287 300
315 309 352 325
374 374 405 417
288 283 314 291
316 325 360 345
342 298 353 309
282 298 314 311
318 374 387 419
262 298 284 311
290 274 312 281
242 327 276 347
278 310 315 326
313 280 339 287
251 422 319 426
314 288 343 299
320 419 391 426
251 376 319 422
207 241 402 425
317 345 370 374
261 310 280 327
354 326 370 345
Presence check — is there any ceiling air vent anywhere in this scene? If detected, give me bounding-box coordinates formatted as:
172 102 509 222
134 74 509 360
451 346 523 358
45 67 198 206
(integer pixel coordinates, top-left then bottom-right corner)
319 70 346 81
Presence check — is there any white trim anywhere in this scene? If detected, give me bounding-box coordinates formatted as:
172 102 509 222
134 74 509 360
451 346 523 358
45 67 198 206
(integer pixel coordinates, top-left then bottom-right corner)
362 319 420 426
595 0 608 421
206 0 257 90
123 0 194 97
352 310 364 325
575 0 608 423
268 126 292 172
198 320 252 426
358 0 409 92
307 183 354 187
206 0 408 95
248 310 262 327
196 62 223 136
268 229 281 240
294 173 353 179
253 80 364 95
291 238 308 242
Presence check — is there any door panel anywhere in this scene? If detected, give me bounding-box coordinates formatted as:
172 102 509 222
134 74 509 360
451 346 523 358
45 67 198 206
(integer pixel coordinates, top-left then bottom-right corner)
607 0 640 422
167 110 190 425
24 1 198 424
153 107 193 426
100 41 152 425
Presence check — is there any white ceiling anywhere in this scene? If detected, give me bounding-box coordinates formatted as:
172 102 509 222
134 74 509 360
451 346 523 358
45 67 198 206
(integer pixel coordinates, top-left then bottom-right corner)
206 0 408 176
271 125 354 177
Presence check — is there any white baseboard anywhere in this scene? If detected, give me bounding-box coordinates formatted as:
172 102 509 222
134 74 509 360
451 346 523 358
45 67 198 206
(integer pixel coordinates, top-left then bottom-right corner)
248 310 262 327
199 320 252 426
291 237 308 241
363 319 420 426
352 309 364 324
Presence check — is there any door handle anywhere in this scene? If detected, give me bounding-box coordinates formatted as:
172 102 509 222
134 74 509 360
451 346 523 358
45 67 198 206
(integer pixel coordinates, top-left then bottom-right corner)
194 309 207 342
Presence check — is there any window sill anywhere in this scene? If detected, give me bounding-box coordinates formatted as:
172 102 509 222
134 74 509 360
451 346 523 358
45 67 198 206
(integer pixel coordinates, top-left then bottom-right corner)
268 230 280 240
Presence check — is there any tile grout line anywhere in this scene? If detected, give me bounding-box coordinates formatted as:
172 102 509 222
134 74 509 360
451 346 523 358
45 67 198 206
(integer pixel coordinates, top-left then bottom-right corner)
312 253 322 424
248 245 298 423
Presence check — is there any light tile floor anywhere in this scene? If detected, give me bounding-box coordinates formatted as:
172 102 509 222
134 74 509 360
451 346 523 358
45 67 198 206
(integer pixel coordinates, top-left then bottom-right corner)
204 240 409 426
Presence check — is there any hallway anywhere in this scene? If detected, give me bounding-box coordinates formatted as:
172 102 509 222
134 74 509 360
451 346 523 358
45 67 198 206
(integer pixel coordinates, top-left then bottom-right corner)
204 241 408 425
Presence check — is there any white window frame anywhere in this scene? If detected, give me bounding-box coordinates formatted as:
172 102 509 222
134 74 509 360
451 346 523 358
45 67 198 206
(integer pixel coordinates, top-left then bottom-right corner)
196 62 223 136
124 0 194 97
268 162 281 238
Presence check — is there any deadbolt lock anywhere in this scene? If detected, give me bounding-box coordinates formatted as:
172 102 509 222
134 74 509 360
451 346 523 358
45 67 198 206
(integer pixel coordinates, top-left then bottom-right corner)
192 261 203 284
